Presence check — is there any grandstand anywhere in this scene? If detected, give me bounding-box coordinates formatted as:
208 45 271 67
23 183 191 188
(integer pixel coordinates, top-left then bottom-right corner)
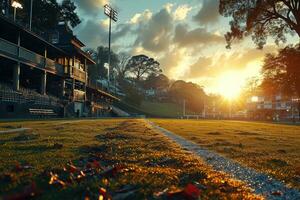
0 15 119 119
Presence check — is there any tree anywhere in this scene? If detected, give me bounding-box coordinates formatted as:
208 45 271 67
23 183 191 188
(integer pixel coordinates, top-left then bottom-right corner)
169 80 206 113
261 44 300 117
12 0 81 30
219 0 300 49
261 44 300 95
143 74 170 90
60 0 81 28
127 55 162 81
115 52 131 80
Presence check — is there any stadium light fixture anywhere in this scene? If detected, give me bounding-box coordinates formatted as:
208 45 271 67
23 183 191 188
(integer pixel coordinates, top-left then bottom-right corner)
11 1 23 21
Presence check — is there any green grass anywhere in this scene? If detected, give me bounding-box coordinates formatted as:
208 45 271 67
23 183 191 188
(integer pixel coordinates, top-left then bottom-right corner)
139 101 184 117
0 119 261 199
151 119 300 189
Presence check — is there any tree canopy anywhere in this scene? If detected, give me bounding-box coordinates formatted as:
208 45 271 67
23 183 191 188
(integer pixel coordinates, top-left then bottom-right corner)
219 0 300 49
169 80 206 113
115 52 131 80
143 74 170 90
1 0 80 30
261 44 300 96
127 55 162 81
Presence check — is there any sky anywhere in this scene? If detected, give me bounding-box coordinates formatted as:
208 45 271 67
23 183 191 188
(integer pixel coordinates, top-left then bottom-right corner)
66 0 296 98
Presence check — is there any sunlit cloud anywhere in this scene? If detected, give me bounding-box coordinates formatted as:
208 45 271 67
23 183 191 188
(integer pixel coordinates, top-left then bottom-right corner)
173 5 193 21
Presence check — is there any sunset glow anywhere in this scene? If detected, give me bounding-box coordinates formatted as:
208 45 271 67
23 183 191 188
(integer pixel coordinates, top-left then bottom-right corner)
216 71 246 100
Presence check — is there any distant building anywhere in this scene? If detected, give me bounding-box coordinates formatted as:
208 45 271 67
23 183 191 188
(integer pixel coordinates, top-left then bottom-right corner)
247 95 299 121
0 15 119 118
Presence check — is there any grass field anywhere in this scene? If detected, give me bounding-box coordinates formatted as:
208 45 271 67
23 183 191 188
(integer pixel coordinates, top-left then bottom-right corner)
139 101 184 117
151 119 300 189
0 119 261 199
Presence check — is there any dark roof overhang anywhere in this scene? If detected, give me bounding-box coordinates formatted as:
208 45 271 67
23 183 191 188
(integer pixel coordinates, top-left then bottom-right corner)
0 15 67 56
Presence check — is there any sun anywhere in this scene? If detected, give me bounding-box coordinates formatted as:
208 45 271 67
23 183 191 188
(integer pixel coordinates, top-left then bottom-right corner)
216 71 245 100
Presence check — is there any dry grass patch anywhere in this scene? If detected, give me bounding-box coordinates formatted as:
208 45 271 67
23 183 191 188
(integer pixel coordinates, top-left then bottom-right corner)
0 119 261 199
151 119 300 189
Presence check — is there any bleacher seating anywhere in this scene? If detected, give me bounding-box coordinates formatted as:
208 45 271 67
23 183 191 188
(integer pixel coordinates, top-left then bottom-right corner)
0 82 62 107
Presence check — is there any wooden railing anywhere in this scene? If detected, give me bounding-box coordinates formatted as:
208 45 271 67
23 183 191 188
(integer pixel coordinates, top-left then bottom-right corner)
0 37 63 75
64 65 87 83
19 47 45 66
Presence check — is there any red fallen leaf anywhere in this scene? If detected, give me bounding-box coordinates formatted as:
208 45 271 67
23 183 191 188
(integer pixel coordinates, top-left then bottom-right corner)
3 182 38 200
271 191 282 196
183 184 201 199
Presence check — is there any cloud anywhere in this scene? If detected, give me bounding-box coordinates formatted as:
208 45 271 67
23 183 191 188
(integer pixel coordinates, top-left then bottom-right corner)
159 48 185 77
75 20 106 49
113 24 132 41
74 0 108 16
173 5 193 21
130 9 152 24
134 8 173 52
75 19 131 49
193 0 220 24
174 23 224 47
187 57 212 78
184 45 277 80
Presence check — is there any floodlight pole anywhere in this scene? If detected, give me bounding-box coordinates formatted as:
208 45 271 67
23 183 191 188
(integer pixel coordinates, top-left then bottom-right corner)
108 15 111 87
29 0 33 30
13 7 16 21
104 4 118 92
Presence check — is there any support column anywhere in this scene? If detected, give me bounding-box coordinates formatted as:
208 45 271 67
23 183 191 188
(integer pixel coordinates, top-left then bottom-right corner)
61 79 65 98
13 63 20 91
41 71 47 95
72 78 75 101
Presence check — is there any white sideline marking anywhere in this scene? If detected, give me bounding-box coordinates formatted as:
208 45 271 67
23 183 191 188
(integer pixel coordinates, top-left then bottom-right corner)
0 128 31 134
147 120 300 200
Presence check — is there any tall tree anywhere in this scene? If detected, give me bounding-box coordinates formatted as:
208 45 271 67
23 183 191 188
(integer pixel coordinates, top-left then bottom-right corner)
261 44 300 119
261 44 300 96
127 55 162 81
169 80 206 113
60 0 81 28
115 52 131 80
219 0 300 49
